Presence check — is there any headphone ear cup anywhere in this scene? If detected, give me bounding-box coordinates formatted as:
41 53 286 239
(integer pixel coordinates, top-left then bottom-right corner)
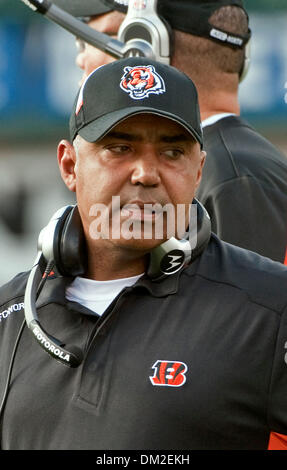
56 206 87 277
147 199 211 279
239 39 251 83
117 4 171 64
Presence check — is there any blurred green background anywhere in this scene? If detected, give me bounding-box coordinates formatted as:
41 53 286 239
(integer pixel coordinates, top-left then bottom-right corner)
0 0 287 283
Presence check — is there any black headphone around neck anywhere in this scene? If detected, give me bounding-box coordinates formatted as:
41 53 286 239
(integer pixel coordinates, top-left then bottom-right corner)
23 198 211 368
0 198 211 424
37 198 210 279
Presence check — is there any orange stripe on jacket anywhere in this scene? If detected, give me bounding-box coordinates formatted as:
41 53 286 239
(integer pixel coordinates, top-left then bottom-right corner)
268 432 287 450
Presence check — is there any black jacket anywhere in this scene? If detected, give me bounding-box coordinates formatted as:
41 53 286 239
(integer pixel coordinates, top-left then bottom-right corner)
197 116 287 262
1 235 287 450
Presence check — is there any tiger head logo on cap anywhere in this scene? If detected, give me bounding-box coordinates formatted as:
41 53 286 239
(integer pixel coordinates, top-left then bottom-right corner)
120 65 166 100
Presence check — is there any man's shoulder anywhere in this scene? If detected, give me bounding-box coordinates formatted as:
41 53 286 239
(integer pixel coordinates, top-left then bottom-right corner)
186 235 287 313
203 115 287 167
0 272 30 309
199 115 287 199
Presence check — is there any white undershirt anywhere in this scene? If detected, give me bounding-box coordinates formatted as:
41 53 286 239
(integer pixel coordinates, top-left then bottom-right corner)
201 113 236 128
66 274 144 316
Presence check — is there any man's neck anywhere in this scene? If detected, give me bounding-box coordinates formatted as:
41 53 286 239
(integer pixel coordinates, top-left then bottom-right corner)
84 242 148 281
201 113 236 128
196 82 240 122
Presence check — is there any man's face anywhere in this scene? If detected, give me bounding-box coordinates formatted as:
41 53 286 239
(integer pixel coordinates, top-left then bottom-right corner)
58 113 205 254
76 11 125 84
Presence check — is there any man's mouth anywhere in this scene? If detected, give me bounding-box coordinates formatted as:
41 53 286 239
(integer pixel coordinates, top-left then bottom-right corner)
120 202 163 222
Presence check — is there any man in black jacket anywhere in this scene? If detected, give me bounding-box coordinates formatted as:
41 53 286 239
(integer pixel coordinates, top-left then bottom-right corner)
52 0 287 263
1 58 287 450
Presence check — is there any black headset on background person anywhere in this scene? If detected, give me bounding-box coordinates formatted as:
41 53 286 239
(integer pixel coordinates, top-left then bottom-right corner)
20 0 250 81
20 0 171 63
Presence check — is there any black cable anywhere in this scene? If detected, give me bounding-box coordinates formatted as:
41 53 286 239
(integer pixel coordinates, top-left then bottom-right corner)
36 261 54 298
0 260 54 425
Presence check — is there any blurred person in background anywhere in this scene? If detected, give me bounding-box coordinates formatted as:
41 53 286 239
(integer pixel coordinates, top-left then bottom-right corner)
53 0 287 264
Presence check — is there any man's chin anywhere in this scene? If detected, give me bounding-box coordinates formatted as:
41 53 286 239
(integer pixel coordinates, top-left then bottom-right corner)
110 236 167 254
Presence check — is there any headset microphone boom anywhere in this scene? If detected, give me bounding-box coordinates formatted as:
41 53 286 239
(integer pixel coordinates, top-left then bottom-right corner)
19 0 169 62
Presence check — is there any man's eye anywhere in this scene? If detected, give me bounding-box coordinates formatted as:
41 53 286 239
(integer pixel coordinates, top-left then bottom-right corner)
108 145 130 154
162 149 183 159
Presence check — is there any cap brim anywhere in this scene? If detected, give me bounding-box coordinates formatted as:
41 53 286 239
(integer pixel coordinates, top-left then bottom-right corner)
78 108 202 148
52 0 112 17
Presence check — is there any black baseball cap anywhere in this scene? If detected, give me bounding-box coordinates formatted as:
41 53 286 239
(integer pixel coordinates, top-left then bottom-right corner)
52 0 250 48
70 57 203 148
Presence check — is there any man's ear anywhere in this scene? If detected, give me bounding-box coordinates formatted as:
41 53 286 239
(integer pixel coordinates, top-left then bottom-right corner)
57 140 77 192
195 150 206 190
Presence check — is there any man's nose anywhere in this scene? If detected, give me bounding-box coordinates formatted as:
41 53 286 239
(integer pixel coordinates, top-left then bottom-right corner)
130 153 161 187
